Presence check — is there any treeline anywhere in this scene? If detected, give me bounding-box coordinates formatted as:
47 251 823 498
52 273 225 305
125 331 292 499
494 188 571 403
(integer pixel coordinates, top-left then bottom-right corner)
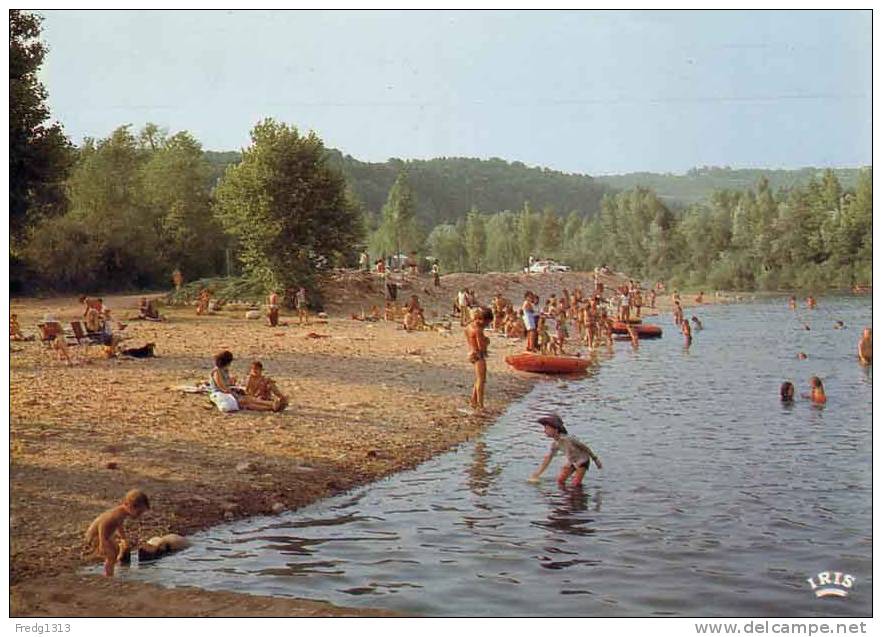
420 169 872 291
596 166 865 206
16 121 362 294
20 125 229 290
206 150 613 230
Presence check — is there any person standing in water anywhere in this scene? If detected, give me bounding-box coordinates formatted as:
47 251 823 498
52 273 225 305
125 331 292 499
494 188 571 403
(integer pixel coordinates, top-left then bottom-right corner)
681 316 692 347
858 328 872 365
805 376 827 405
780 381 795 403
529 414 602 488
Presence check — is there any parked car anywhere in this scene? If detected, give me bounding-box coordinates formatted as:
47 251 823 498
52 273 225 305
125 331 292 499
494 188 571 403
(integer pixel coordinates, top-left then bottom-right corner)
528 259 571 273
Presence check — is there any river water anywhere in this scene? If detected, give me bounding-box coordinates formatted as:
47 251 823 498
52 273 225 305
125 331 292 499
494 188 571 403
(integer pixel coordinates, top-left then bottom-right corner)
125 296 872 616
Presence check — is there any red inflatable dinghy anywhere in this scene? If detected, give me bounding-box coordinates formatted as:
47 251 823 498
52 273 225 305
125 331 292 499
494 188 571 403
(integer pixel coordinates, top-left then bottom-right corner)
505 352 591 374
611 322 663 338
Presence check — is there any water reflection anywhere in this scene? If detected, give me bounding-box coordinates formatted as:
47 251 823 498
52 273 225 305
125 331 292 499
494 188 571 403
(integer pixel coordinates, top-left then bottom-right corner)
467 441 501 497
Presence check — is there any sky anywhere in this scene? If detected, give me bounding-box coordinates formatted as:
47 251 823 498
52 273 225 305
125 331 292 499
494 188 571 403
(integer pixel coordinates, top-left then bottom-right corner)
38 9 871 175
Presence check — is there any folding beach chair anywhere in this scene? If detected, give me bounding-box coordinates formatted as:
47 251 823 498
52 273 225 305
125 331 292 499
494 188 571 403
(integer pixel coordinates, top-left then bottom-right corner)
70 320 104 345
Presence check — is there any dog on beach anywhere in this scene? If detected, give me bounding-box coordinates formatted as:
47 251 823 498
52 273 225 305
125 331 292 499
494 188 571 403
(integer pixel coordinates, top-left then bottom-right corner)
121 343 156 358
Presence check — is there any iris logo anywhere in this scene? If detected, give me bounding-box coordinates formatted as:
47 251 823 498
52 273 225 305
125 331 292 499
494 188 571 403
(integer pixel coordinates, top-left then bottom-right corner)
806 571 856 598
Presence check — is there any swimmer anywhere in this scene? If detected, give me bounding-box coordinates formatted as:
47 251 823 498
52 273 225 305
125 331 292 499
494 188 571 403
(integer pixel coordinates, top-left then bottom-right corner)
788 296 797 310
529 414 602 488
834 320 845 330
806 295 817 310
681 317 692 346
780 381 795 403
798 352 807 360
806 376 827 405
858 328 872 365
690 316 703 331
84 489 150 576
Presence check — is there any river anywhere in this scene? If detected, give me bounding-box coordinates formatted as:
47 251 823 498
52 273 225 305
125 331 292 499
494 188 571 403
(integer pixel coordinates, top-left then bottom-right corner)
122 296 872 616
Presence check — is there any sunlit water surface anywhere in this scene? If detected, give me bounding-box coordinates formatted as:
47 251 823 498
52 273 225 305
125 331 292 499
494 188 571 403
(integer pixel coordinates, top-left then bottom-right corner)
123 297 872 616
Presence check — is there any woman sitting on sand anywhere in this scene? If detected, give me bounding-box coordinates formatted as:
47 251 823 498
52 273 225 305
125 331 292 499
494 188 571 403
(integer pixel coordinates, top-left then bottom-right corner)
209 351 277 413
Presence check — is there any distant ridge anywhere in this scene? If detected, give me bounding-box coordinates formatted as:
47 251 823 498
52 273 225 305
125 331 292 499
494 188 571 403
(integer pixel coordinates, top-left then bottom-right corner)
594 166 865 205
204 150 866 224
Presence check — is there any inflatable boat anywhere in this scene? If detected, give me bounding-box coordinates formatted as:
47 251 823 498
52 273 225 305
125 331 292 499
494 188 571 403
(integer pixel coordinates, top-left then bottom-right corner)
610 321 663 338
505 352 591 374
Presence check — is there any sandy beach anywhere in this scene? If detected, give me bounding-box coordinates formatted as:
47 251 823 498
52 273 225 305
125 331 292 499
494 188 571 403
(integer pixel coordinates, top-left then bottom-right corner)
10 270 714 616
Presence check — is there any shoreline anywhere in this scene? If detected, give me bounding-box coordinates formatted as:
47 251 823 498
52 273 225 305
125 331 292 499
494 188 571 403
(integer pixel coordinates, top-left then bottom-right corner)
10 272 723 617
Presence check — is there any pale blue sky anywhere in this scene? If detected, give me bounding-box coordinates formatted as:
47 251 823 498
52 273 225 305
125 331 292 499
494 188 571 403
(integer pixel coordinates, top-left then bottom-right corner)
39 9 871 175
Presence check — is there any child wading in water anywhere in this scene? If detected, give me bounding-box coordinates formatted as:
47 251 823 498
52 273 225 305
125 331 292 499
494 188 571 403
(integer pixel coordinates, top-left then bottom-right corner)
84 489 150 576
529 414 602 487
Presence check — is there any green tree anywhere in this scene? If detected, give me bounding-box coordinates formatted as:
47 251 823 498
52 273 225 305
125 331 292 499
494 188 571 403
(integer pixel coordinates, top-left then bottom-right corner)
516 202 539 266
485 211 521 271
141 130 225 278
539 207 562 255
426 223 466 273
9 10 74 245
464 207 487 272
214 119 362 290
373 172 421 262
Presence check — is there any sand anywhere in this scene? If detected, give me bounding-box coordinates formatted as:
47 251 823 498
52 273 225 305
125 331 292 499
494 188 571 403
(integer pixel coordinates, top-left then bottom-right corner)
10 271 717 617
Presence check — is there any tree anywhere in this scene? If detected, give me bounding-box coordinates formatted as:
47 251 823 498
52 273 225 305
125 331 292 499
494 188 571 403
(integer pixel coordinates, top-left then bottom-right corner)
485 211 521 271
539 206 562 255
426 223 466 273
141 130 226 278
214 119 362 290
516 202 539 265
374 172 421 261
9 10 74 245
464 207 487 272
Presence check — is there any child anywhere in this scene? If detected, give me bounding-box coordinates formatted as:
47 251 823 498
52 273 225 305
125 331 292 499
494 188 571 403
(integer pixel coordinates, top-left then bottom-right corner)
10 314 33 341
529 414 602 487
553 314 569 355
84 489 150 576
537 316 551 354
245 361 289 412
295 287 309 325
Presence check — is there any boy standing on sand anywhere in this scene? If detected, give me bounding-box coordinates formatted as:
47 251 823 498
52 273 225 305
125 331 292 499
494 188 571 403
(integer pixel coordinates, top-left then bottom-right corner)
529 414 602 488
295 287 309 325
